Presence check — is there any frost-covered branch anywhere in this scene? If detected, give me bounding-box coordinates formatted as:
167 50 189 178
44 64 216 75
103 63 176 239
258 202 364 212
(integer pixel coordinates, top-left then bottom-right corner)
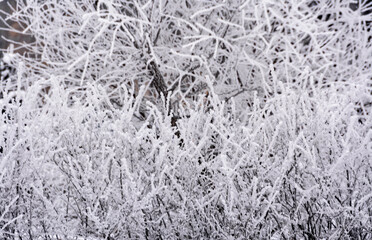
0 0 371 239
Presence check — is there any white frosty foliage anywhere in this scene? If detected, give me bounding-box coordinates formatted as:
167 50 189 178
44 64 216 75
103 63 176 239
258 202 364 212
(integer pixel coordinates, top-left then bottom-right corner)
0 0 371 239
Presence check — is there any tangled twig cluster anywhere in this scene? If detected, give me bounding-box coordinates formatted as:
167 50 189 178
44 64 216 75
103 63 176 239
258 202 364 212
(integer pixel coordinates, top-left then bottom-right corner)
0 0 371 239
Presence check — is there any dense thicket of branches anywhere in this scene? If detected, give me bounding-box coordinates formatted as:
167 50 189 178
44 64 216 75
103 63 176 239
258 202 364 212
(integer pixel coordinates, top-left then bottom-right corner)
0 0 371 239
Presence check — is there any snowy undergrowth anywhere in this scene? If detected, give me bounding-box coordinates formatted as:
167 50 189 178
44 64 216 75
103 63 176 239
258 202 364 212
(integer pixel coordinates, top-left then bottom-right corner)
1 0 372 239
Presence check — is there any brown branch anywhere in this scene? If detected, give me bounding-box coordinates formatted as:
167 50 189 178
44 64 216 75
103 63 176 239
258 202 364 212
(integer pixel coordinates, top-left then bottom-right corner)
148 60 168 102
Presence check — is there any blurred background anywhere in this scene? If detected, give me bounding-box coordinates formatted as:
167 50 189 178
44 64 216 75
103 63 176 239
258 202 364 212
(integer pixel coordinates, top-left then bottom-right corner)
0 0 34 58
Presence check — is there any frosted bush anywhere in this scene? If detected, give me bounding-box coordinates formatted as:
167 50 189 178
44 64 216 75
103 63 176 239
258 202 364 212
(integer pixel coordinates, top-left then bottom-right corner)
0 0 371 239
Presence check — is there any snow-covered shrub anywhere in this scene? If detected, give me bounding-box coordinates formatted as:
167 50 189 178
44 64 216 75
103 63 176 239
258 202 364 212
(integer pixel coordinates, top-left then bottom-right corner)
0 0 371 239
